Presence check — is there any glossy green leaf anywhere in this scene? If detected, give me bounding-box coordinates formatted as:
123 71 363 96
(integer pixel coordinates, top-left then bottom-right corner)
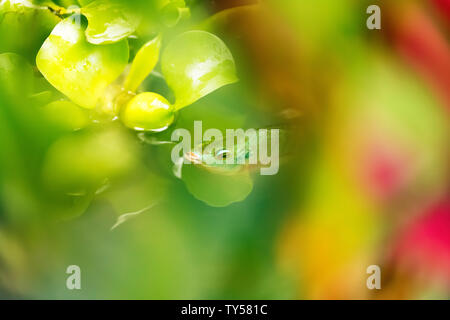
36 15 129 109
161 30 238 110
124 34 161 92
81 0 141 44
182 164 253 207
0 52 34 97
0 1 60 61
41 100 89 131
161 0 189 27
1 0 46 11
42 126 137 194
120 92 175 132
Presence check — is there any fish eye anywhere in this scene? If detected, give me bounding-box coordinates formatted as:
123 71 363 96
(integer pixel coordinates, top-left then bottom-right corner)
215 149 230 160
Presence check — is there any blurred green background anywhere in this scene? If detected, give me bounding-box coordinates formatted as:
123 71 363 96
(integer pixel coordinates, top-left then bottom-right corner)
0 0 449 299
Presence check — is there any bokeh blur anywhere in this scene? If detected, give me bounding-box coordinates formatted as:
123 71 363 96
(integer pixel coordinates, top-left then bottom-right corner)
0 0 449 299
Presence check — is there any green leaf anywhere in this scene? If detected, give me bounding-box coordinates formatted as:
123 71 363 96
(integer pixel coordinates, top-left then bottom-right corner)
81 0 141 44
1 0 45 11
36 15 129 109
161 30 238 110
41 100 89 131
0 1 60 61
0 52 34 97
124 34 161 92
160 0 189 27
42 126 137 194
182 164 253 207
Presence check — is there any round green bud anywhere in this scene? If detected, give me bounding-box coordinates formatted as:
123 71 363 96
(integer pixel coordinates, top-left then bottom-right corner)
120 92 175 132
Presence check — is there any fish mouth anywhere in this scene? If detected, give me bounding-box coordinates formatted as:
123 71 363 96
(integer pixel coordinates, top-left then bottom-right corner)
184 151 202 164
